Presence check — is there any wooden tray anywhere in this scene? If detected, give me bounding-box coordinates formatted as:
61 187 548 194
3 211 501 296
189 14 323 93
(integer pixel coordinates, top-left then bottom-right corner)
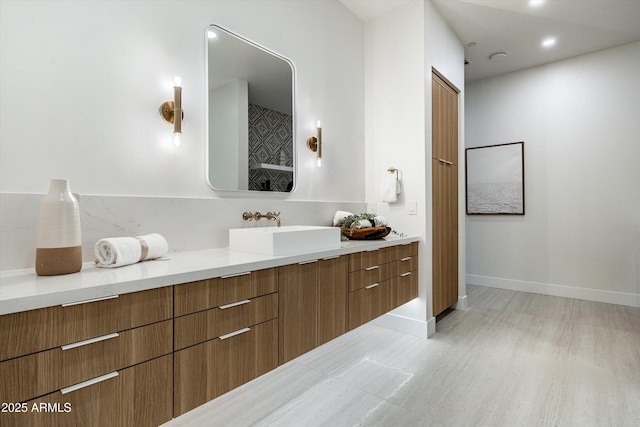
342 226 391 240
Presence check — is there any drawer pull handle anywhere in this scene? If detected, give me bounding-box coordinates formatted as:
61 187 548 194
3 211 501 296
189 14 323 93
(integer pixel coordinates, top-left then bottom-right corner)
436 157 454 165
61 333 119 351
299 259 318 265
219 300 251 310
400 257 412 262
61 371 119 394
365 283 380 290
365 265 380 271
221 272 251 279
62 294 119 307
218 327 251 340
400 272 412 277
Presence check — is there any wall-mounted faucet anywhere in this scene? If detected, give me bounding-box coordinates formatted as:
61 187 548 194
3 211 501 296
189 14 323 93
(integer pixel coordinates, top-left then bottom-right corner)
242 211 281 227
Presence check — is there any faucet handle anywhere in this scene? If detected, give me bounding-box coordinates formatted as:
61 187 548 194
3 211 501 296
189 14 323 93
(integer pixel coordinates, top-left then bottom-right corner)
242 212 254 221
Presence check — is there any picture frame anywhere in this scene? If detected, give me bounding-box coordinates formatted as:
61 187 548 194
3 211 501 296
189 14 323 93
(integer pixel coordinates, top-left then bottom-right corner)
465 141 525 215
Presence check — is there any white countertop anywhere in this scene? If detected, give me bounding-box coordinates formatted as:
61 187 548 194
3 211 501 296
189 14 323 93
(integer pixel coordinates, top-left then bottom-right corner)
0 235 420 315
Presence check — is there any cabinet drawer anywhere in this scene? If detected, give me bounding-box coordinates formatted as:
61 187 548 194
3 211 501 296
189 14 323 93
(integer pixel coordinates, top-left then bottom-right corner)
348 263 393 291
174 268 277 316
174 293 278 350
349 248 394 272
397 255 416 274
215 318 278 396
392 272 419 307
0 287 172 361
1 354 172 427
348 280 392 330
349 249 378 272
395 242 417 259
174 319 278 416
0 320 172 404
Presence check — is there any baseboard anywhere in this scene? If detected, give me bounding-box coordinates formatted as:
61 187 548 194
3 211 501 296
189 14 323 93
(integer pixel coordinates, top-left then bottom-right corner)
467 274 640 308
370 313 432 338
427 316 436 337
453 294 468 311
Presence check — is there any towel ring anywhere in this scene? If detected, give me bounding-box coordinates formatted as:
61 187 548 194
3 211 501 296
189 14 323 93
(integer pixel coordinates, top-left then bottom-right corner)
387 167 399 180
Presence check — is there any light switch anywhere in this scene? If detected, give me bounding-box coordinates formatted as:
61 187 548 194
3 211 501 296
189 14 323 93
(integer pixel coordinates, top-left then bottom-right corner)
408 200 417 215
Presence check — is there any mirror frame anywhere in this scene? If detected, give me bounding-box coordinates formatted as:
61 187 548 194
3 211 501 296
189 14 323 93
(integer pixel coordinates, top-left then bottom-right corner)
204 24 297 196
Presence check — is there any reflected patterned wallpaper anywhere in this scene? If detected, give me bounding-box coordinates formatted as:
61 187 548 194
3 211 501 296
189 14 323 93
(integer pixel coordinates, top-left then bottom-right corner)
248 103 293 192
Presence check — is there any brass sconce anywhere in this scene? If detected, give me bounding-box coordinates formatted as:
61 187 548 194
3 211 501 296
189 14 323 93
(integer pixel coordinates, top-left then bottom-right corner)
159 75 183 146
307 121 322 167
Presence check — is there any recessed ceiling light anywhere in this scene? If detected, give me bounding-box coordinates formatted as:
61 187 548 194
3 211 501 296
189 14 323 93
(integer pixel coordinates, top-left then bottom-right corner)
529 0 545 7
542 37 556 48
489 52 508 62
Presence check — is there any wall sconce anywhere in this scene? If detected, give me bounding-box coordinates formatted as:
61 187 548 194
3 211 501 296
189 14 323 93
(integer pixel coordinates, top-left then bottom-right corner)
159 75 183 146
307 120 322 167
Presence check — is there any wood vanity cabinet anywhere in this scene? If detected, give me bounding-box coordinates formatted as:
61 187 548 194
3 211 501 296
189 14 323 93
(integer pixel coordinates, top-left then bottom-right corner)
278 255 348 364
0 240 418 425
0 287 173 427
173 268 279 416
348 242 419 329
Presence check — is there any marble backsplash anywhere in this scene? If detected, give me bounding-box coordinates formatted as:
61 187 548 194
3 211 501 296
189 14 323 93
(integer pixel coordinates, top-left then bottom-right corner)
0 193 365 271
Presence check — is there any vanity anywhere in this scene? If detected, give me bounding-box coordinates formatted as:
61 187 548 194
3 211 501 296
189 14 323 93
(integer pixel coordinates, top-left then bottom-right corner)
0 236 419 426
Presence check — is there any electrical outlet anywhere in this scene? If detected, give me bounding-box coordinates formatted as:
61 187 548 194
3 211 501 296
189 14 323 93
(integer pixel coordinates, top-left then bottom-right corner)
367 202 377 214
408 200 417 215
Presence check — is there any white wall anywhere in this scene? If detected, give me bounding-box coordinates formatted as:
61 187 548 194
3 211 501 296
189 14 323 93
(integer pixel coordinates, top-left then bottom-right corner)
0 0 363 200
0 0 366 269
364 0 464 336
466 42 640 307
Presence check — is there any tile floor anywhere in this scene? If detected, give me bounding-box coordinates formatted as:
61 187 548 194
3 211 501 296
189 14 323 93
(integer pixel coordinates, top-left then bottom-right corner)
162 285 640 427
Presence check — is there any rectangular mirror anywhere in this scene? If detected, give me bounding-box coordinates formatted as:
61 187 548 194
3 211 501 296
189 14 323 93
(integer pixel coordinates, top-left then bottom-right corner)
206 24 296 193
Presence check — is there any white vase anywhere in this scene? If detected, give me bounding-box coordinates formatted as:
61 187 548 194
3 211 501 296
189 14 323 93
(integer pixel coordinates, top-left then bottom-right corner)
35 179 83 275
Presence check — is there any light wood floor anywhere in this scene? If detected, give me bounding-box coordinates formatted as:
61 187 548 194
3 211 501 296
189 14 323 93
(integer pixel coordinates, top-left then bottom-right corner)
163 285 640 426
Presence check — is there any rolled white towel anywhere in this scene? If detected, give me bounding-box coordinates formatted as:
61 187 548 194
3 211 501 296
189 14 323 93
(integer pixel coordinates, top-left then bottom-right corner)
333 210 354 226
355 219 373 229
373 215 388 226
95 233 168 268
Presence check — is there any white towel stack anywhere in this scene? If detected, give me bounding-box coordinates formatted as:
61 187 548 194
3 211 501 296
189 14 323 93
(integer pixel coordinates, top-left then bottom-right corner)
94 233 168 268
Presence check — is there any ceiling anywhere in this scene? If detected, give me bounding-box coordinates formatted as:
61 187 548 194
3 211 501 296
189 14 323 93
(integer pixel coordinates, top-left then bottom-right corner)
340 0 640 82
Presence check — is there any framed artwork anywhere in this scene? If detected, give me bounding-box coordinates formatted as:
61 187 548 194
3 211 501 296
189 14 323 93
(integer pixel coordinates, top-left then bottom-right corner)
465 141 525 215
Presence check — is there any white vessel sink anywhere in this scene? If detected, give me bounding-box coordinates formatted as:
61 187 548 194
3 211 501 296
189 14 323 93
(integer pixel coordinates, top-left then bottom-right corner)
229 225 341 256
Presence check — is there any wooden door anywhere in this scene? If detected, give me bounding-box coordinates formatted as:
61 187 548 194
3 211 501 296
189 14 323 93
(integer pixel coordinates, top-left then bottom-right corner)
318 256 348 346
278 261 318 363
432 71 459 316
